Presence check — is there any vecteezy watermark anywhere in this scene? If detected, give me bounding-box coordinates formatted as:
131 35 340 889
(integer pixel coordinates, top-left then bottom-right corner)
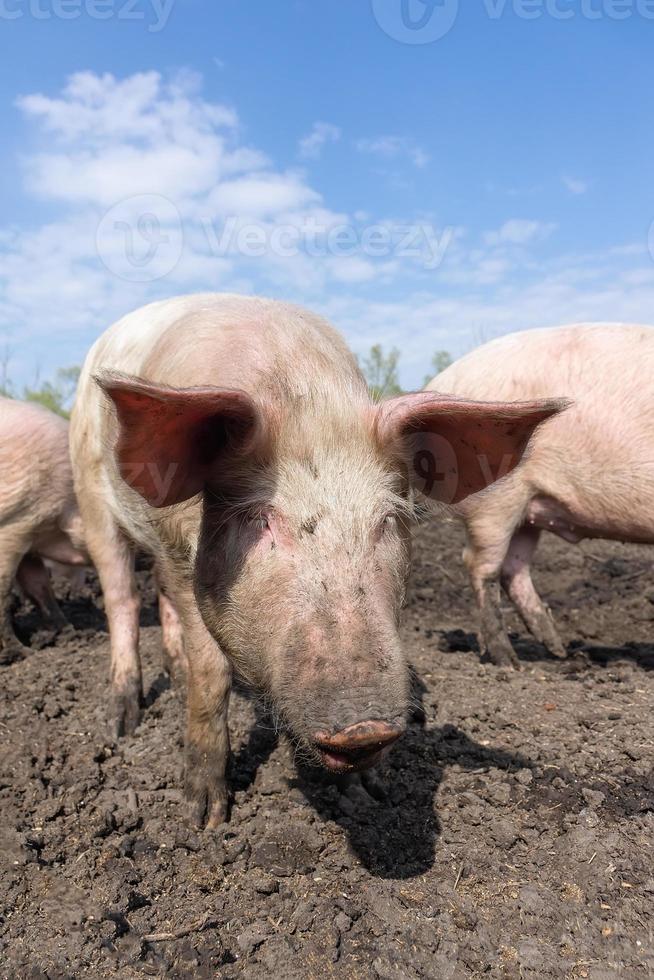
410 433 517 504
201 216 454 270
485 0 654 20
95 194 455 282
372 0 654 44
96 194 184 283
371 0 459 44
0 0 175 32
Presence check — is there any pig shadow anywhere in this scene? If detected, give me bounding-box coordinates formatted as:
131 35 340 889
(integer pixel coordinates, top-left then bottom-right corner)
230 673 535 880
441 628 654 672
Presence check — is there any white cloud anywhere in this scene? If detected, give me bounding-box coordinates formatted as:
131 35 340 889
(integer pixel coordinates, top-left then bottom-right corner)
355 136 429 169
17 70 266 208
17 70 237 145
562 175 588 195
0 70 404 364
298 122 341 160
321 252 654 389
207 172 322 218
484 219 557 247
2 69 653 394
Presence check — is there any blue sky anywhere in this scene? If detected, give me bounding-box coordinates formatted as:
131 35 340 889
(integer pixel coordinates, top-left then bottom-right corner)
1 0 653 389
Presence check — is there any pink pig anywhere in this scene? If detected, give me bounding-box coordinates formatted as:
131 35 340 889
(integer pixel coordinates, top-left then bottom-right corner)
427 322 654 668
0 396 88 662
70 293 562 827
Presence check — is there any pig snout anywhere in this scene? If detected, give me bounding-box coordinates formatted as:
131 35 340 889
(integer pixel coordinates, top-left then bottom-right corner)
312 719 405 773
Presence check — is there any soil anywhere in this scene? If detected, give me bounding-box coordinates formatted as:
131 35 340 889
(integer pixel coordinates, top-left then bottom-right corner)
1 517 653 979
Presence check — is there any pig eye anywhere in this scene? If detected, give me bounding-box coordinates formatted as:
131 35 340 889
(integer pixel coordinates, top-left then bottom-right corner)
381 513 398 534
252 515 270 531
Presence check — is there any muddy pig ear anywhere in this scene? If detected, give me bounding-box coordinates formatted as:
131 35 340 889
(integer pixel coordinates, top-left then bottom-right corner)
376 391 570 505
97 374 261 507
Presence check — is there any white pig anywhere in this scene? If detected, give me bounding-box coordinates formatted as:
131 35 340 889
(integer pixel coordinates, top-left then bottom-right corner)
0 397 88 662
427 322 654 668
70 293 562 827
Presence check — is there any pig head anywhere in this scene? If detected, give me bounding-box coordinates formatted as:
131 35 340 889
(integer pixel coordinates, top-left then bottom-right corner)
102 375 564 773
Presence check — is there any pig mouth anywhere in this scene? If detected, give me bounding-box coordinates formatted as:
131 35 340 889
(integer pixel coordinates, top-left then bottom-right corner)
311 720 404 773
313 743 386 773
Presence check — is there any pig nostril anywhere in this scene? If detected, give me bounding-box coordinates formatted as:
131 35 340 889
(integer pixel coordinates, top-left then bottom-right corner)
313 719 404 755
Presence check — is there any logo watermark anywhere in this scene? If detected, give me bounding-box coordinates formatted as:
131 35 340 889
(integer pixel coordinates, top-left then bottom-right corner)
371 0 459 43
96 194 184 283
0 0 175 31
372 0 654 44
201 216 453 269
410 434 517 504
487 0 654 19
95 194 455 282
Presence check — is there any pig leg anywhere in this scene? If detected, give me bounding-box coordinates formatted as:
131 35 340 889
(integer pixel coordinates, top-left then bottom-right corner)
173 587 232 829
78 499 142 737
16 554 68 631
156 573 188 682
0 534 31 663
500 526 567 659
463 507 521 669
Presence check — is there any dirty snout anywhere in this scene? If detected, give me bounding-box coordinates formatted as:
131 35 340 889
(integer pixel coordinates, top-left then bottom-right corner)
313 718 405 773
282 660 410 774
274 584 411 774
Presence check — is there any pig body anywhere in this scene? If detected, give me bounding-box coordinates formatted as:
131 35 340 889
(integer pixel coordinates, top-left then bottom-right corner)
0 397 88 661
427 322 654 667
70 293 562 826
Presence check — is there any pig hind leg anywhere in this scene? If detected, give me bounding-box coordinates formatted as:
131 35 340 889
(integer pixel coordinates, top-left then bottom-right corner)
78 497 142 737
500 526 567 659
463 494 526 669
156 574 188 682
0 528 31 663
16 554 68 631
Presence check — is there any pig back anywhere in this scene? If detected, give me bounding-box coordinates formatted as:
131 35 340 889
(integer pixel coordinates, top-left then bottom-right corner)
428 324 654 525
429 323 654 461
0 396 73 529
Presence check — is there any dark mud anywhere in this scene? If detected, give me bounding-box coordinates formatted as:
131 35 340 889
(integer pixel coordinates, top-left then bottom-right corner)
1 518 653 978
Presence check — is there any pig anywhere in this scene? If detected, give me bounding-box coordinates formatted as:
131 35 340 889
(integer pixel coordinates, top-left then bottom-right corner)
426 322 654 668
69 293 563 827
0 396 88 662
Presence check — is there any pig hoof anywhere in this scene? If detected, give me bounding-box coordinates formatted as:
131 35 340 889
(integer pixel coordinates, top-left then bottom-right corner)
185 780 230 830
484 640 521 670
184 746 230 830
45 613 70 633
0 638 30 666
33 628 57 649
111 686 142 738
360 768 388 802
341 770 387 804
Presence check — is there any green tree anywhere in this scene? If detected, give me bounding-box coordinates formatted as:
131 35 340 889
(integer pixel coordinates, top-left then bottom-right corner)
0 347 12 397
22 366 81 418
360 344 402 399
423 349 452 387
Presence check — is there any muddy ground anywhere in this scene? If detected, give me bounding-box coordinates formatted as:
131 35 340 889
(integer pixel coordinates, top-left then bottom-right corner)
0 516 653 979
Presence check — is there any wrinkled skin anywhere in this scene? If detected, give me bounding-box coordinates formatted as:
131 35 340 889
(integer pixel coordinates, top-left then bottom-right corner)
0 397 88 662
194 464 412 747
70 293 563 827
428 322 654 668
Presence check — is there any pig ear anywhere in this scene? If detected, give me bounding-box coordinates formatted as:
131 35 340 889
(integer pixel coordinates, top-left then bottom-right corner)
97 374 261 507
376 391 570 505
